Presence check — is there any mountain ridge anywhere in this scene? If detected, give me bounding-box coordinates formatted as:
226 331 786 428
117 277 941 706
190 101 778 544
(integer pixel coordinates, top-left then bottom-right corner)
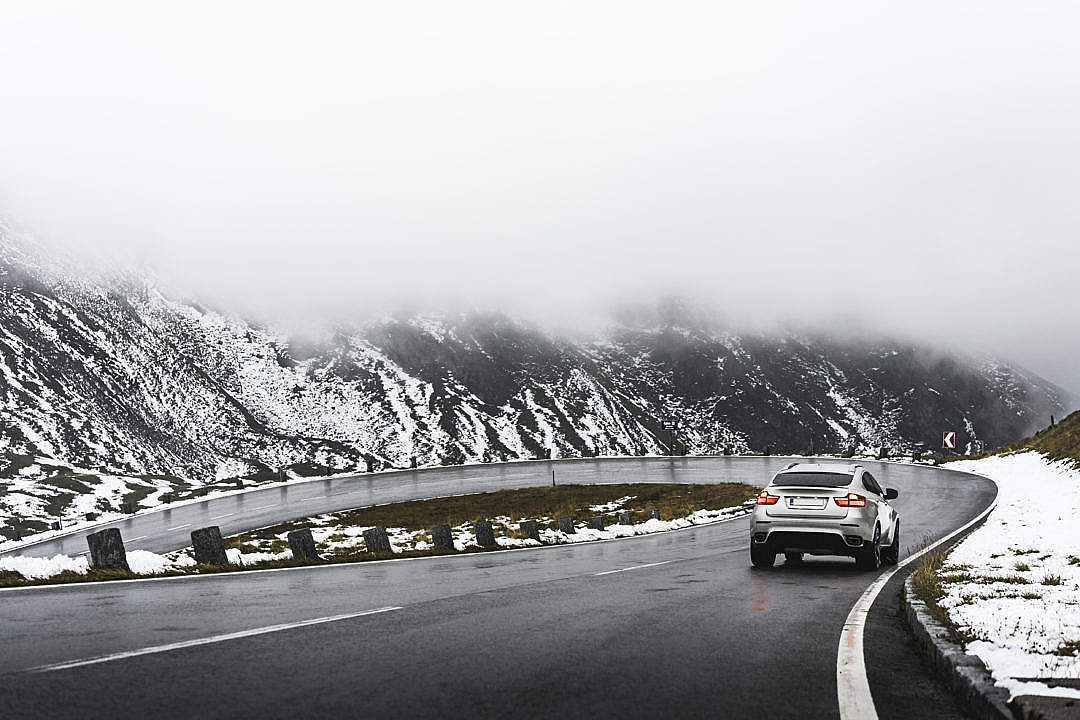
0 228 1073 535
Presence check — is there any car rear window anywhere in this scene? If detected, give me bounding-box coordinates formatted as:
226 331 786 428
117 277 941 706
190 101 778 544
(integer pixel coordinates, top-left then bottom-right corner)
772 472 853 487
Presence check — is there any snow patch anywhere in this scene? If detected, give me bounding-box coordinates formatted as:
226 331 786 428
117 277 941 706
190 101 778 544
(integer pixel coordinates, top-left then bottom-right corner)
943 453 1080 699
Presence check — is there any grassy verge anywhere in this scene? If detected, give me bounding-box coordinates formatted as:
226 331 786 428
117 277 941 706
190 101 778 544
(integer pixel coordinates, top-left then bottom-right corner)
909 551 975 646
232 482 756 553
1 482 756 589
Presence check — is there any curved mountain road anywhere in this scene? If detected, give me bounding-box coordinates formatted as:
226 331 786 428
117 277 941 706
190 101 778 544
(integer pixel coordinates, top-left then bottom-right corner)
0 457 996 719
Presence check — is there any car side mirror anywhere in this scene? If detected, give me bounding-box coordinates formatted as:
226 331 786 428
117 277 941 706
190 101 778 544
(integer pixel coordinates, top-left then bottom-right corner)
884 488 899 500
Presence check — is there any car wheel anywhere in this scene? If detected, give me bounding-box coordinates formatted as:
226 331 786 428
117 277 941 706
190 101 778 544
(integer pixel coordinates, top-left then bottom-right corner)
881 523 900 565
855 526 882 571
784 551 803 565
750 544 776 568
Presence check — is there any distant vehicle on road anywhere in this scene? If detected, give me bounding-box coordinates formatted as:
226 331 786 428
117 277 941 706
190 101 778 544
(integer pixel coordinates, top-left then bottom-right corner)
749 463 900 570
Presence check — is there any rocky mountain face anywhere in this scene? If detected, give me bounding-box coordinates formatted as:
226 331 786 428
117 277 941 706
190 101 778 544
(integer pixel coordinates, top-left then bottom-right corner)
0 226 1073 535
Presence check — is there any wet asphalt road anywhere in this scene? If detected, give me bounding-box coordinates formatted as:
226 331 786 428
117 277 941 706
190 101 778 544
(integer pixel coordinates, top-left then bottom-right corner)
0 457 996 719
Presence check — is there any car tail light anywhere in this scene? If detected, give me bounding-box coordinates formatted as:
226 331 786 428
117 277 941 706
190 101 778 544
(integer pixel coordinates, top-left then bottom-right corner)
757 490 779 505
834 493 867 507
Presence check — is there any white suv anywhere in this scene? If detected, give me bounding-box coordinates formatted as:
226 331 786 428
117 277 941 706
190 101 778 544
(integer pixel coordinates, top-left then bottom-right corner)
749 463 900 570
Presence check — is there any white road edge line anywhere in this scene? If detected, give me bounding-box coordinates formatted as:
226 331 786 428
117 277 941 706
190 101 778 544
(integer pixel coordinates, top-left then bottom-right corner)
126 536 146 543
209 513 235 520
166 524 191 531
594 560 672 576
27 606 403 674
250 505 274 511
836 492 998 720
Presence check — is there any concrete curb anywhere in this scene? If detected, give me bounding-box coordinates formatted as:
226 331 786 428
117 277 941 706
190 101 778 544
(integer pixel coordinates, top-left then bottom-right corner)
901 575 1015 719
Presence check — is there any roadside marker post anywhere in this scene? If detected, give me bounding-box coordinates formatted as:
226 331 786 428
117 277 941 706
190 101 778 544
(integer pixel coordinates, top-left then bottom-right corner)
191 526 229 566
942 431 956 450
474 521 497 548
430 524 455 550
362 526 393 554
519 520 540 542
287 529 320 562
87 528 130 572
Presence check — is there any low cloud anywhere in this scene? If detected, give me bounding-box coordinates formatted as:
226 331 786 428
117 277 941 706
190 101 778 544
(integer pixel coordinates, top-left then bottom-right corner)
2 2 1078 394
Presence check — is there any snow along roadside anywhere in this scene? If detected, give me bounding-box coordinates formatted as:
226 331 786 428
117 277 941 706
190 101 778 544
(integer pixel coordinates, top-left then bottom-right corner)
0 504 753 584
942 453 1080 701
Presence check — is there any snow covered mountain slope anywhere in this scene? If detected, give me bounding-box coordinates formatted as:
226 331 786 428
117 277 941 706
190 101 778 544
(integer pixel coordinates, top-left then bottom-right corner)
0 226 1073 535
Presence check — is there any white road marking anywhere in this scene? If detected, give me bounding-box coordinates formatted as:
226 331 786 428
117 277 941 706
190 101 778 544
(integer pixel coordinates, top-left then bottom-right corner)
594 561 672 576
836 495 999 720
250 504 274 511
166 524 191 531
0 508 750 595
209 513 234 520
126 536 146 543
28 606 403 673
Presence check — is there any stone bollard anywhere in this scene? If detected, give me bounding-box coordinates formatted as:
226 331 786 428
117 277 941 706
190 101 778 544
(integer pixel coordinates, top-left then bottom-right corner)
87 528 130 572
191 526 229 566
410 456 418 469
162 492 174 504
85 512 98 522
647 509 661 521
234 478 244 489
121 501 135 514
51 520 62 531
287 529 320 561
430 524 455 550
558 516 576 534
617 511 633 526
588 516 605 531
363 526 393 554
519 520 541 542
474 520 497 548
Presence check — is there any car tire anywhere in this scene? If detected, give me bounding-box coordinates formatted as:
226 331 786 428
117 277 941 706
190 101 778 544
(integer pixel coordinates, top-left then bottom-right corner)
855 526 882 571
784 551 803 565
750 545 776 568
881 523 899 565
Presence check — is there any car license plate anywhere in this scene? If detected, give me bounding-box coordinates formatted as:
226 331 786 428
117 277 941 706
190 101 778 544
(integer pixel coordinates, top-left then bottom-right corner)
789 497 825 508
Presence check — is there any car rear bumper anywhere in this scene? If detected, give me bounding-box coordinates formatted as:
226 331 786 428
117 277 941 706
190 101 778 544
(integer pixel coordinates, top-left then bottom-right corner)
751 528 864 556
750 512 877 556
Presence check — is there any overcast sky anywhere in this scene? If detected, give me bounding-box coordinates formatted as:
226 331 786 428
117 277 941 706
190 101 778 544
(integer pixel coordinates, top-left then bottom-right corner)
1 2 1078 395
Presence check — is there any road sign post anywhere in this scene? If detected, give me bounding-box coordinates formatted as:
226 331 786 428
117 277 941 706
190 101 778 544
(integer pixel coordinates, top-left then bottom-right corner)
943 431 956 451
662 422 677 457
